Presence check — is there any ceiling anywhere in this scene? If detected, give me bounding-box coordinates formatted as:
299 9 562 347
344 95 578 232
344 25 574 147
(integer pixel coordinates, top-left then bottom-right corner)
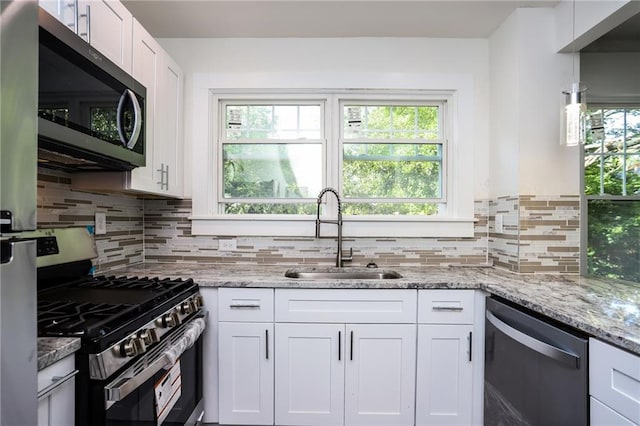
121 0 560 39
582 12 640 52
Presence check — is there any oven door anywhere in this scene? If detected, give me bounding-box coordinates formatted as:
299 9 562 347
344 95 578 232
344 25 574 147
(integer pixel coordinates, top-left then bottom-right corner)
104 317 205 426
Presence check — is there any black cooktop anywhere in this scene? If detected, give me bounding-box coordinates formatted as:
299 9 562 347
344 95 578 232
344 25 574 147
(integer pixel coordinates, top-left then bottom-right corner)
38 275 197 344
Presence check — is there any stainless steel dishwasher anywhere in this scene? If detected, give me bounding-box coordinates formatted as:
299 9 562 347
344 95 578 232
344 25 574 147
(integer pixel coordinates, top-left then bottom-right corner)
484 297 589 426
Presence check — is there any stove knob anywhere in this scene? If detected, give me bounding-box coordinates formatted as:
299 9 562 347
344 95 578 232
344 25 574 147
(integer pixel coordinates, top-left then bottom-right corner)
138 328 159 345
120 338 138 357
160 311 181 328
193 295 204 309
180 301 194 315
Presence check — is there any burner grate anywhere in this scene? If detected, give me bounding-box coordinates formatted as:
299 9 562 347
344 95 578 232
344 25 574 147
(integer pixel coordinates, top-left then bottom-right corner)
37 300 137 338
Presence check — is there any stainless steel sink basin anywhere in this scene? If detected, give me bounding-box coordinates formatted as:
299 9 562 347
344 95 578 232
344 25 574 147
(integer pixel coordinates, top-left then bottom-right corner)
284 268 402 280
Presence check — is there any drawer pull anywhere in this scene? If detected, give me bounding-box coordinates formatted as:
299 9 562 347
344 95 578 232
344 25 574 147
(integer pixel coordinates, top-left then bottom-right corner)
38 369 78 401
229 304 260 309
432 306 464 312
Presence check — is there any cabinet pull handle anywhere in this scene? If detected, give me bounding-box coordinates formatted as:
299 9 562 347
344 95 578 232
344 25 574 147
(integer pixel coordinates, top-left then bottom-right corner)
432 306 464 312
79 4 90 42
350 330 354 361
229 304 260 309
468 331 473 362
37 370 79 401
265 329 269 360
338 331 341 361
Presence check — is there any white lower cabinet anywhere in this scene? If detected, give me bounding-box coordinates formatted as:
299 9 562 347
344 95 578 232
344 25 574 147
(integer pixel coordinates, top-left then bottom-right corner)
219 322 274 425
344 324 416 426
213 288 482 426
590 338 640 425
274 322 416 426
415 290 482 426
275 323 345 426
37 354 76 426
416 324 473 425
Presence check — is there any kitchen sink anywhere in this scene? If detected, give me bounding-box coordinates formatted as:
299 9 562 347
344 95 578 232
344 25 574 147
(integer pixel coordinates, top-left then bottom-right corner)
284 268 402 280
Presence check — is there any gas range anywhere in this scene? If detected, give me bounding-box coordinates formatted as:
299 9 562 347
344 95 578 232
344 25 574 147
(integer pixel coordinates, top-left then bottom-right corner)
38 274 204 379
33 228 207 426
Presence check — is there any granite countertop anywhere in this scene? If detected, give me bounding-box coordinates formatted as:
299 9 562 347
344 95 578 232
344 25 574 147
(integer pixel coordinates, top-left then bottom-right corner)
38 337 81 371
38 263 640 368
115 263 640 355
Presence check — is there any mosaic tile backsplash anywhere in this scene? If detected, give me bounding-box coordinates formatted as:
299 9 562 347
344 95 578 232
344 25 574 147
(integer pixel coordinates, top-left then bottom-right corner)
37 168 144 273
489 195 580 273
37 168 580 274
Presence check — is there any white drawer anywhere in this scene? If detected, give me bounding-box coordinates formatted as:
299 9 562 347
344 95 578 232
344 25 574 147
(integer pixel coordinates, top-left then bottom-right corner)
590 338 640 425
218 288 274 322
275 289 417 323
591 397 637 426
38 355 75 392
418 290 475 324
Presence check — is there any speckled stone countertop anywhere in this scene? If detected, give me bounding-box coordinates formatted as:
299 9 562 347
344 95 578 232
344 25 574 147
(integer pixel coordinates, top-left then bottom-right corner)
38 337 80 371
114 263 640 355
38 263 640 368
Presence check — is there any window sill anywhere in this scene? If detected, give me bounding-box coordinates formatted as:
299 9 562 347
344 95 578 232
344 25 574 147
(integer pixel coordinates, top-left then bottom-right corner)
190 215 477 238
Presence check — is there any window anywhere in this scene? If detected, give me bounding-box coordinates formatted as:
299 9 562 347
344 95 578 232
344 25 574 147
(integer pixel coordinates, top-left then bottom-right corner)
216 98 446 216
341 102 444 215
219 101 324 214
194 89 475 238
584 106 640 282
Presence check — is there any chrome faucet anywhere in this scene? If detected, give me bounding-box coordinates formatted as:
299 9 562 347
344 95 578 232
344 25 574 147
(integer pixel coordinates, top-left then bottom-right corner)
316 187 353 267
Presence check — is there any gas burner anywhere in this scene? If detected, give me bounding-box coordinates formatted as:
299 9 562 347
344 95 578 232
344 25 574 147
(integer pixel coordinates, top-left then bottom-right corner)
38 300 136 338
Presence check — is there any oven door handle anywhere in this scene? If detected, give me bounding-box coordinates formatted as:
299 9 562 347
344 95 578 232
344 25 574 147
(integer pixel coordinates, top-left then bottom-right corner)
486 310 580 368
104 313 207 408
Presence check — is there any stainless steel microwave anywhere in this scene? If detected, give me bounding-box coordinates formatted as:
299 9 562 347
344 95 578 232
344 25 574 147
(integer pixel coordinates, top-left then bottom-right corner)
37 8 145 171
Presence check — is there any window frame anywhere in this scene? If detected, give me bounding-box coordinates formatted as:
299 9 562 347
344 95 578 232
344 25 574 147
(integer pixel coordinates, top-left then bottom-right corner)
191 89 475 238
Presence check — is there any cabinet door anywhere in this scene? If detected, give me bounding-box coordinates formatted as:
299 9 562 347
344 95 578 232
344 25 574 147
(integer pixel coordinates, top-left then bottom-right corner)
155 52 184 197
275 323 345 426
37 356 76 426
219 322 274 425
345 324 416 426
416 324 473 426
39 0 76 29
77 0 132 72
129 19 160 192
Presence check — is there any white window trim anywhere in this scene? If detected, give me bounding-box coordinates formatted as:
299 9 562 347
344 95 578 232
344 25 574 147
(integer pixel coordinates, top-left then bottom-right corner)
189 75 476 238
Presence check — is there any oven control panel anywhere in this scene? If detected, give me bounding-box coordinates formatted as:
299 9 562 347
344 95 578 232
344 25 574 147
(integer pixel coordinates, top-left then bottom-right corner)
89 291 204 380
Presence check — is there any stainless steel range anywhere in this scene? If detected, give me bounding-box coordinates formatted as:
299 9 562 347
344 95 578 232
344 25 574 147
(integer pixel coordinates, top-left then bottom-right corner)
35 228 206 426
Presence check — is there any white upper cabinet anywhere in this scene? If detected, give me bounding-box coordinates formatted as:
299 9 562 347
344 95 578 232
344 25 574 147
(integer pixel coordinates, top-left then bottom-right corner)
40 0 133 73
155 51 184 197
77 0 132 73
128 18 160 192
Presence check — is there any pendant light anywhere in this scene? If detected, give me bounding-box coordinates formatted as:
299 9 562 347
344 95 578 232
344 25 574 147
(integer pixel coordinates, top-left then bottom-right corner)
562 0 587 147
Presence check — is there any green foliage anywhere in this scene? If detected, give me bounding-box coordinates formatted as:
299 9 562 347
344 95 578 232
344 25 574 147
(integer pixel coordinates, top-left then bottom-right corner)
587 200 640 282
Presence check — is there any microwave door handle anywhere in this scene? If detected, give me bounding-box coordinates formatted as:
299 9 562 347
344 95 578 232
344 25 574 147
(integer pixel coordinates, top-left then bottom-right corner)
116 89 143 150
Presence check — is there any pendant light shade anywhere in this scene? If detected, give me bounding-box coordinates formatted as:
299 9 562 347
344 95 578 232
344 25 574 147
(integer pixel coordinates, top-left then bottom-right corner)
563 81 587 147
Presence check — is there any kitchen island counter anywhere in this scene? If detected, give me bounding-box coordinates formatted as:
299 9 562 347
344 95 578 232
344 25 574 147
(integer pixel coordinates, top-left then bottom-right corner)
111 263 640 355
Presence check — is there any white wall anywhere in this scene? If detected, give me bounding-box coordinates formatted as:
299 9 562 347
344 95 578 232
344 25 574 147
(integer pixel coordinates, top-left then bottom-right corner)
158 37 491 200
489 8 580 197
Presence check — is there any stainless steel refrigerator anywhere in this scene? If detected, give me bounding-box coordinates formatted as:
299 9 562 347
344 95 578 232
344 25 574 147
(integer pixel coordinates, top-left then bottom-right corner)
0 0 39 425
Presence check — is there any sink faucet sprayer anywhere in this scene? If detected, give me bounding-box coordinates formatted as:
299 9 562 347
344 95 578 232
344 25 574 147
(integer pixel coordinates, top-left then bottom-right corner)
316 187 353 267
